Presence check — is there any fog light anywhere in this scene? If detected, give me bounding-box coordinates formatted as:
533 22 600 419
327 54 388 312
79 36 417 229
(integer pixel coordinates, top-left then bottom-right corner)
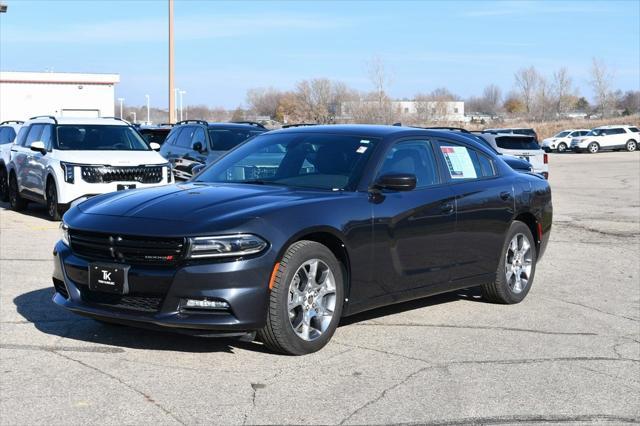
184 299 229 310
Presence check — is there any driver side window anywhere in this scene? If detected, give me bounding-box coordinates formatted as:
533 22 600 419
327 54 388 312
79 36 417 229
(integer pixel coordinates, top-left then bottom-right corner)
377 140 439 188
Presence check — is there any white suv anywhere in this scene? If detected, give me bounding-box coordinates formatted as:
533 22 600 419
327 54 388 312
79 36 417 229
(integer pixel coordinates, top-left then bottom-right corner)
6 116 172 220
476 132 549 179
571 125 639 153
541 129 590 153
0 120 24 202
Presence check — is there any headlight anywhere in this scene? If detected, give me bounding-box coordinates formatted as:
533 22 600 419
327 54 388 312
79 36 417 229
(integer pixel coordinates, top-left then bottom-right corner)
59 222 70 246
60 162 75 183
187 234 267 259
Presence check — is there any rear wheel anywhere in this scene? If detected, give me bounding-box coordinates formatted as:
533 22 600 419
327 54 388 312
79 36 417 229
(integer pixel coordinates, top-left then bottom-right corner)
46 180 65 221
8 173 27 211
0 166 8 202
588 142 599 154
557 142 567 153
626 140 637 152
482 221 537 304
258 240 344 355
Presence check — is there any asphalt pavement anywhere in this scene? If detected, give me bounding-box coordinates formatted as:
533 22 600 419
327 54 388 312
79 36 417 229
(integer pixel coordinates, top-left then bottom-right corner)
1 151 639 425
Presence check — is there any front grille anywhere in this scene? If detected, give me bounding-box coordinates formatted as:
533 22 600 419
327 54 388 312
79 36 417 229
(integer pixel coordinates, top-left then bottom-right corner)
53 278 69 299
81 288 162 313
69 229 186 265
81 165 163 184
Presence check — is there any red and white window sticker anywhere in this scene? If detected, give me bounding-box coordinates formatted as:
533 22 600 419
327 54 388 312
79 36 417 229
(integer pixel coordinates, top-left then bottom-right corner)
440 146 477 179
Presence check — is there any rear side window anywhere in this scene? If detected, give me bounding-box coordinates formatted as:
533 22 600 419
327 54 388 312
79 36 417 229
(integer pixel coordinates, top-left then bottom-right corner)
470 150 496 177
628 127 639 133
495 136 539 150
436 141 486 181
209 128 263 151
0 127 16 144
608 128 626 135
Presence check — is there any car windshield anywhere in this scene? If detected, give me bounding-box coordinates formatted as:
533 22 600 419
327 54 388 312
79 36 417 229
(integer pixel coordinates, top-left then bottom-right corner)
495 136 540 150
56 125 150 150
195 132 378 191
554 131 571 138
208 128 264 151
586 129 604 136
139 128 170 144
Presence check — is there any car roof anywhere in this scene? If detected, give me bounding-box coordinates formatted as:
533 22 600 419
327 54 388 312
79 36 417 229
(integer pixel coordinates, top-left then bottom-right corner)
594 125 633 129
206 123 267 130
26 116 129 126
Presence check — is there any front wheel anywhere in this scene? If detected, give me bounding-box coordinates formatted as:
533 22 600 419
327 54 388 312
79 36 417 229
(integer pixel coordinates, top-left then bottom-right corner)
482 221 537 304
557 142 567 153
588 142 600 154
626 140 637 152
258 240 344 355
46 180 66 221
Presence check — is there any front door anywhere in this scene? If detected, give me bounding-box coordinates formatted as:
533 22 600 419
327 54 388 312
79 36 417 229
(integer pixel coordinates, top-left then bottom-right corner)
370 139 457 302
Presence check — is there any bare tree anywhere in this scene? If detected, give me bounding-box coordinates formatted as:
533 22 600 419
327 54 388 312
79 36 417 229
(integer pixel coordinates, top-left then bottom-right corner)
482 84 502 115
514 66 540 116
246 87 284 119
590 58 615 117
552 67 573 117
363 56 396 123
535 76 552 121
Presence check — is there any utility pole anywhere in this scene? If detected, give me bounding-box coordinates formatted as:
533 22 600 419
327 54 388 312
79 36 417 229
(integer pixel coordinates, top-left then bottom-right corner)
145 94 150 124
168 0 175 123
117 98 125 119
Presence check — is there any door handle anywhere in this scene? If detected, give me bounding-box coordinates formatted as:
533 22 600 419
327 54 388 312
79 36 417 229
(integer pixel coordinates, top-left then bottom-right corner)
500 191 511 200
440 202 454 214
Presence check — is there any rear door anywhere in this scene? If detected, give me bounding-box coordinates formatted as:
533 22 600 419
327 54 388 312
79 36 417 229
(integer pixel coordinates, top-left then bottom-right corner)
434 139 514 283
170 126 196 180
18 124 44 194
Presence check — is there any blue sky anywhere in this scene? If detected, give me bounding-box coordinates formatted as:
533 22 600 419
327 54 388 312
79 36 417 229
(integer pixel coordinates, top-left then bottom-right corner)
1 0 638 109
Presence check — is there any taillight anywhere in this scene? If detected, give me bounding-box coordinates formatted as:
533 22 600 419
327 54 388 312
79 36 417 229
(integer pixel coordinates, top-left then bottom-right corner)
543 153 548 164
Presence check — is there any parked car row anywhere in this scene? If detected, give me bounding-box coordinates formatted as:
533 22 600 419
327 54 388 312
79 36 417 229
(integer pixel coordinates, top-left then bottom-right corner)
541 125 639 153
1 117 557 221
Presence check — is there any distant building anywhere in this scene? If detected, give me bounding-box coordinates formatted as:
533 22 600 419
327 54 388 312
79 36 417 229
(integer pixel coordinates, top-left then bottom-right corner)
341 100 465 122
0 71 120 122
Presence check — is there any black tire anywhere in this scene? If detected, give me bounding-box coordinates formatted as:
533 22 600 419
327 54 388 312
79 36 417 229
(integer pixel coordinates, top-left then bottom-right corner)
0 166 8 202
258 240 344 355
46 179 65 221
482 221 537 304
8 173 27 211
626 139 637 152
557 142 567 153
587 142 599 154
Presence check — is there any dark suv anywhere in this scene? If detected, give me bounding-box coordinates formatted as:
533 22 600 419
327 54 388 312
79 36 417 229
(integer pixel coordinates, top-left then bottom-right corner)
159 121 267 180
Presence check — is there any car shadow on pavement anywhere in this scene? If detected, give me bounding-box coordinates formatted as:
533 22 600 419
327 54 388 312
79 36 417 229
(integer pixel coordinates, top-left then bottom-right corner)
13 287 270 354
0 201 53 221
15 285 485 354
339 287 483 326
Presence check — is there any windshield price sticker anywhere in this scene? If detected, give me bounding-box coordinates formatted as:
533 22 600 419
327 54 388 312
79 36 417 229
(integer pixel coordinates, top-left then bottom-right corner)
440 146 477 179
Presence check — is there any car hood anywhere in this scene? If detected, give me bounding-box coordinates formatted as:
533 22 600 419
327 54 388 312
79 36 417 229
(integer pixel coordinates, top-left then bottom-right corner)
75 182 336 223
53 150 168 166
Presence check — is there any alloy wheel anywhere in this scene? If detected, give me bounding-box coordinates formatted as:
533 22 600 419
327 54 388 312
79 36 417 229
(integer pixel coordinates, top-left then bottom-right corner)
47 183 57 218
288 259 337 341
627 141 637 152
504 233 533 294
557 143 567 153
588 143 599 153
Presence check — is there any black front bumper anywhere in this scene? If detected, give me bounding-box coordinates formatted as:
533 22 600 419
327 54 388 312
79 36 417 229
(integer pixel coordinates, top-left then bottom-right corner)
52 241 274 335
